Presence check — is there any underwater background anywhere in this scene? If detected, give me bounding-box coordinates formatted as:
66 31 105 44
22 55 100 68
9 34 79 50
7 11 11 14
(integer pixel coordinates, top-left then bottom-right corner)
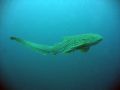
0 0 120 90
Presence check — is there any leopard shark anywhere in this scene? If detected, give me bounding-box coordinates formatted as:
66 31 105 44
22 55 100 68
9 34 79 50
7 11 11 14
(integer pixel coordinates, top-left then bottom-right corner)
10 33 103 55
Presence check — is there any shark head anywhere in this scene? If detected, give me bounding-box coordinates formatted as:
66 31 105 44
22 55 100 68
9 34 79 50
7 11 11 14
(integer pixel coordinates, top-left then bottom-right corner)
61 33 103 53
79 33 103 47
74 33 103 52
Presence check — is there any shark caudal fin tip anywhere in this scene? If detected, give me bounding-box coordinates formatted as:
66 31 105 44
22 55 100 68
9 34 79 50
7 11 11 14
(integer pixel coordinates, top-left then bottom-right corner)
10 36 16 40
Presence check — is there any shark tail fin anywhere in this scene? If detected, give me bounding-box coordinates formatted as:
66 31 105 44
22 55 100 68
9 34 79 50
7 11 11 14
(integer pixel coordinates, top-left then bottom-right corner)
10 36 52 55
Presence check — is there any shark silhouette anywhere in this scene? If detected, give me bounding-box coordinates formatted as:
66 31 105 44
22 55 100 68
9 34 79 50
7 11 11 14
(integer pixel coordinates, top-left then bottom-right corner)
10 33 103 55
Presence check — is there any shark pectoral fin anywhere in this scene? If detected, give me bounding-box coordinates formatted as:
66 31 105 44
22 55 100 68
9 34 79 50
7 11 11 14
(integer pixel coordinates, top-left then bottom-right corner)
80 46 90 52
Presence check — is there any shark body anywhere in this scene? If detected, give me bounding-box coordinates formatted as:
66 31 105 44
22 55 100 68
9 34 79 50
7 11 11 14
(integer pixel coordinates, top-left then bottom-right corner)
10 33 103 55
